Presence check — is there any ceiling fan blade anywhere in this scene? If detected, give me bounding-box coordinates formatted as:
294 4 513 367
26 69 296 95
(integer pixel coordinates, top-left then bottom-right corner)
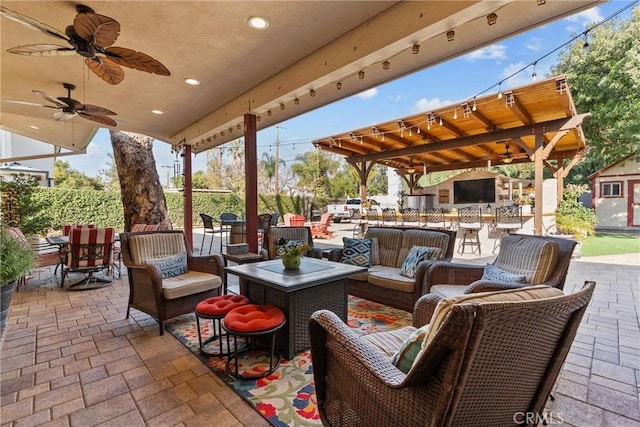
0 6 69 41
7 44 76 56
73 10 120 48
104 47 170 76
78 112 117 127
3 99 56 108
84 57 125 85
77 104 117 116
32 90 69 108
52 111 76 121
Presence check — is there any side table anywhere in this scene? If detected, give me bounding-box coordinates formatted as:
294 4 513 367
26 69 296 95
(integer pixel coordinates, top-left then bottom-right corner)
222 252 264 294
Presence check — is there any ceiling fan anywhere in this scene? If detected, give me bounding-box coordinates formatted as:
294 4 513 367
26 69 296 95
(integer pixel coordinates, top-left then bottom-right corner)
1 4 170 85
497 141 514 164
5 83 117 127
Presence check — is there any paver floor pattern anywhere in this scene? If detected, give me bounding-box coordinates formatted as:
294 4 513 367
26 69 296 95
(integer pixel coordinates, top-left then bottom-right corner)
1 226 638 426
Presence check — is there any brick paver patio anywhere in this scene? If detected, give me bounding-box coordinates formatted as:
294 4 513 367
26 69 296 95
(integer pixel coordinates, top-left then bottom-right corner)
1 229 638 426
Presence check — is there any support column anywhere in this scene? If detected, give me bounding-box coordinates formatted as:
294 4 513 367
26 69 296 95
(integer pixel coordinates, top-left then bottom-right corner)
534 134 544 236
556 152 565 205
244 114 259 254
183 145 193 249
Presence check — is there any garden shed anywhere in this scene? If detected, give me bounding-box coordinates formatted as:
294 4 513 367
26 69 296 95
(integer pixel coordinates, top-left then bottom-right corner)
589 151 640 231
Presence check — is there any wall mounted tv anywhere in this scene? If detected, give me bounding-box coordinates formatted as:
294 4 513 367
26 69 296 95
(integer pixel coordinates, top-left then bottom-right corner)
453 178 496 204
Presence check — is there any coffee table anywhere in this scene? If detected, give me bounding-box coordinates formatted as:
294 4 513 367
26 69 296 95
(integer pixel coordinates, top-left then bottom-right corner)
226 257 366 359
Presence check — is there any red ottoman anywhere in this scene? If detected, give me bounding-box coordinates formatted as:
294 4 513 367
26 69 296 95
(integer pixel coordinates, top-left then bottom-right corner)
222 304 286 379
195 295 249 356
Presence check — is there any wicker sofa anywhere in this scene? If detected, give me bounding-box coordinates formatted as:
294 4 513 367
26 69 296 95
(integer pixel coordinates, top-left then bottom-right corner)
327 227 456 311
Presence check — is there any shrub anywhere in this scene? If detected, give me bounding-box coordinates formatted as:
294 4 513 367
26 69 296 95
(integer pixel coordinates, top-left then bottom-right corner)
555 184 597 241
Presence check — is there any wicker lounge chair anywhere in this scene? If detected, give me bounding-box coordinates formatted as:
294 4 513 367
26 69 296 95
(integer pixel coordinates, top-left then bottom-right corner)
309 281 595 427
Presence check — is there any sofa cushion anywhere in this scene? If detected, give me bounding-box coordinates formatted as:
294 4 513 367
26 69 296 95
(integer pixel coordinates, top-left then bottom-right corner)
341 237 372 267
481 263 527 284
397 229 450 268
144 253 187 278
364 228 404 267
398 285 564 373
429 284 466 299
493 235 560 284
162 270 222 299
368 266 415 293
361 326 416 360
129 233 186 265
399 246 442 278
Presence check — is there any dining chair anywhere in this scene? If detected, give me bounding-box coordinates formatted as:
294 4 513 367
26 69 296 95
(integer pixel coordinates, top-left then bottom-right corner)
200 213 220 254
493 205 523 253
258 213 273 248
60 227 115 290
457 206 483 255
382 208 397 226
424 208 449 230
401 207 420 226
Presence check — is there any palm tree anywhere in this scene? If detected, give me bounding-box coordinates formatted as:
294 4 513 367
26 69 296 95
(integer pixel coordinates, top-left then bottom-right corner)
260 152 285 193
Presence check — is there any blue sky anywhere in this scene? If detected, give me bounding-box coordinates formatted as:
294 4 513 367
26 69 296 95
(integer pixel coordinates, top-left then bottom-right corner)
70 2 635 183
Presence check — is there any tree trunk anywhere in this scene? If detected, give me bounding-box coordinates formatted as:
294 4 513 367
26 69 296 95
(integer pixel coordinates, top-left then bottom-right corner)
109 130 172 231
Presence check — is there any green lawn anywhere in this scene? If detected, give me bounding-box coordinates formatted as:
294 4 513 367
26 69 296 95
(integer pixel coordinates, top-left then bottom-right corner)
581 233 640 257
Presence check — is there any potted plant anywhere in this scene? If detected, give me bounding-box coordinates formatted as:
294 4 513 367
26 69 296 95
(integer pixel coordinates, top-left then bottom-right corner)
0 229 37 339
554 184 597 258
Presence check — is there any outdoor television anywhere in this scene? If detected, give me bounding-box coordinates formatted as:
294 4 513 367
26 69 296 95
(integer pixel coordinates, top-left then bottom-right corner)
453 178 495 204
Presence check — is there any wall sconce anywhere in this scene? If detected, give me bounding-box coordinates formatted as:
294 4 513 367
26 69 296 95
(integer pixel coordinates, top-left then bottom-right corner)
294 97 300 105
358 70 365 79
412 44 420 54
336 81 342 90
382 60 390 70
487 13 497 25
446 30 455 41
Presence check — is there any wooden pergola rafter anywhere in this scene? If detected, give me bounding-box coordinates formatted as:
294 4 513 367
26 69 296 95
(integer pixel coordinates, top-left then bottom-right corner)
313 75 591 235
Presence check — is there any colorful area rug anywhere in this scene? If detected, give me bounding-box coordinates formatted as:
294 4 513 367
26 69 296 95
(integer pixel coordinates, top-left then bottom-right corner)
165 296 412 426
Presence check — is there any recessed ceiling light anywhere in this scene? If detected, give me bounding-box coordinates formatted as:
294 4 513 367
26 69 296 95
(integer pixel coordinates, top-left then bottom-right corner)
248 16 269 30
184 78 200 86
152 110 164 115
29 125 39 130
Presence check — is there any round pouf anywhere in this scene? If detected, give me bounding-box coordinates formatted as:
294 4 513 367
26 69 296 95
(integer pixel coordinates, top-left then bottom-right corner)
222 304 286 379
195 295 249 357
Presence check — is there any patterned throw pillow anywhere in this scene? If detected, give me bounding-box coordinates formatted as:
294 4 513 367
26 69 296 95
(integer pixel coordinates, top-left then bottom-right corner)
341 237 372 267
481 264 527 284
390 324 431 374
399 246 442 278
275 239 305 258
144 252 187 278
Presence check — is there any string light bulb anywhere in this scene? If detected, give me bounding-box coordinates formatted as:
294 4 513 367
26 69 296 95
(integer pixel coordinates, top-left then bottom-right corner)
472 98 477 111
487 12 497 25
531 62 538 81
336 81 342 90
497 82 503 99
583 31 590 51
280 103 285 110
310 89 316 97
382 60 390 70
358 70 365 79
412 44 420 54
453 108 458 120
294 97 300 105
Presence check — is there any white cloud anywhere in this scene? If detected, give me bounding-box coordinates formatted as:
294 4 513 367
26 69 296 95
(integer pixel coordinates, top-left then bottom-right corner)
356 88 378 100
564 7 604 26
389 94 402 102
465 44 507 61
525 37 542 51
412 98 451 113
500 62 530 88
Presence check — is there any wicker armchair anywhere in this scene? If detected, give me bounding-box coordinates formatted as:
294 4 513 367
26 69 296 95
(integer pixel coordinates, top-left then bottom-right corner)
120 230 223 335
260 226 323 260
309 281 595 427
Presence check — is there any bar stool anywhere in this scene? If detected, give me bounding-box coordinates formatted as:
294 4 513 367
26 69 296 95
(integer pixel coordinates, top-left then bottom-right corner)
222 304 286 379
457 206 483 255
195 295 249 356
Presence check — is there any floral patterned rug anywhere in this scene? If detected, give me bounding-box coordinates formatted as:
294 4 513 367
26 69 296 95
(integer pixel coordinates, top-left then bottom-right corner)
165 296 412 426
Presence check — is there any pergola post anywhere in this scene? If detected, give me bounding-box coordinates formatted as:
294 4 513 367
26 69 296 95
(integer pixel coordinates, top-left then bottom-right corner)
244 114 259 253
556 152 566 204
534 134 544 236
183 144 193 249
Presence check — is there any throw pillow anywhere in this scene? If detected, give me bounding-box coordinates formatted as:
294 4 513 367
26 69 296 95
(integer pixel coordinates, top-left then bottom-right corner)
390 324 430 374
341 237 372 267
275 239 305 258
399 246 442 278
481 264 527 284
144 252 187 278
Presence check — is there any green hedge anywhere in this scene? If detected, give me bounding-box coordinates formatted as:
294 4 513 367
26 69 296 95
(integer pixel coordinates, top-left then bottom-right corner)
31 188 311 233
